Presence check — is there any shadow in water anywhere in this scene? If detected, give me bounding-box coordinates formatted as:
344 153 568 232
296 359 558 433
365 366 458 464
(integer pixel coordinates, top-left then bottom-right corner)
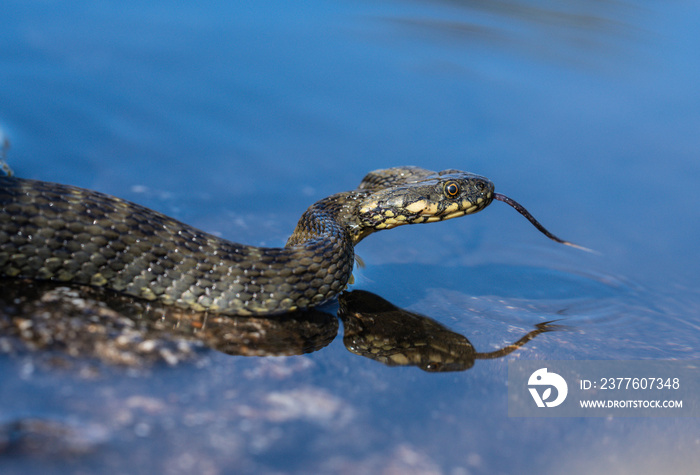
339 290 559 372
0 279 560 372
0 280 337 366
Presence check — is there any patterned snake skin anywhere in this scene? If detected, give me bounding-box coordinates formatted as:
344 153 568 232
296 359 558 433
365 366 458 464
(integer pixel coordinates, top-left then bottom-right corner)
0 167 495 316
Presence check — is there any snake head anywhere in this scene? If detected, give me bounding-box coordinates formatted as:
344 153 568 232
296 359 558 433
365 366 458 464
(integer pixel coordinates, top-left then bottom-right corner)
356 169 495 233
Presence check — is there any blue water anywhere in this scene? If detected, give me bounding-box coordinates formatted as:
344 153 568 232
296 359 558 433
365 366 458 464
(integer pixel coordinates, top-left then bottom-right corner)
1 0 699 473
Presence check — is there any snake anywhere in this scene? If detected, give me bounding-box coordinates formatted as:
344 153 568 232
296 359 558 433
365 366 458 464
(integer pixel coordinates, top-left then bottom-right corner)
0 166 580 316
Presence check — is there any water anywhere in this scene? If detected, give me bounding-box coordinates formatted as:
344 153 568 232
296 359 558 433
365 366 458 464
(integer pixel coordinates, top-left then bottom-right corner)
1 0 699 473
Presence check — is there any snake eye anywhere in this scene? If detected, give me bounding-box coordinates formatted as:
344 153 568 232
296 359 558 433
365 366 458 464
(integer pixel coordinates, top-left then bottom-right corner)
444 181 460 198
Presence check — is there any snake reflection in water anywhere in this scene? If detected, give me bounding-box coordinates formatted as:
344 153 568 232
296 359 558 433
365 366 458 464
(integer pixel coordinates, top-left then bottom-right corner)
0 167 581 316
0 280 560 372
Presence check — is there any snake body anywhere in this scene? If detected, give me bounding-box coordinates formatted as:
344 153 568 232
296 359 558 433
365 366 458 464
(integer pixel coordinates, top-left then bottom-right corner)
0 167 495 316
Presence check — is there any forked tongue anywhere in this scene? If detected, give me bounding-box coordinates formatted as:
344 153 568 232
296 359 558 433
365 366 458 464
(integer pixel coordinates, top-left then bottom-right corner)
493 193 594 253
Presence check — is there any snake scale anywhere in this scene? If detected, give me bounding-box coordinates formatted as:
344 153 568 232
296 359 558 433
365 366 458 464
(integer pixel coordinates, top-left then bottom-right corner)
0 166 578 316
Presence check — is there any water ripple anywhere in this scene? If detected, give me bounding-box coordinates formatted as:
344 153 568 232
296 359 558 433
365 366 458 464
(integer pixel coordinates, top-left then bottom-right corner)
358 263 698 359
